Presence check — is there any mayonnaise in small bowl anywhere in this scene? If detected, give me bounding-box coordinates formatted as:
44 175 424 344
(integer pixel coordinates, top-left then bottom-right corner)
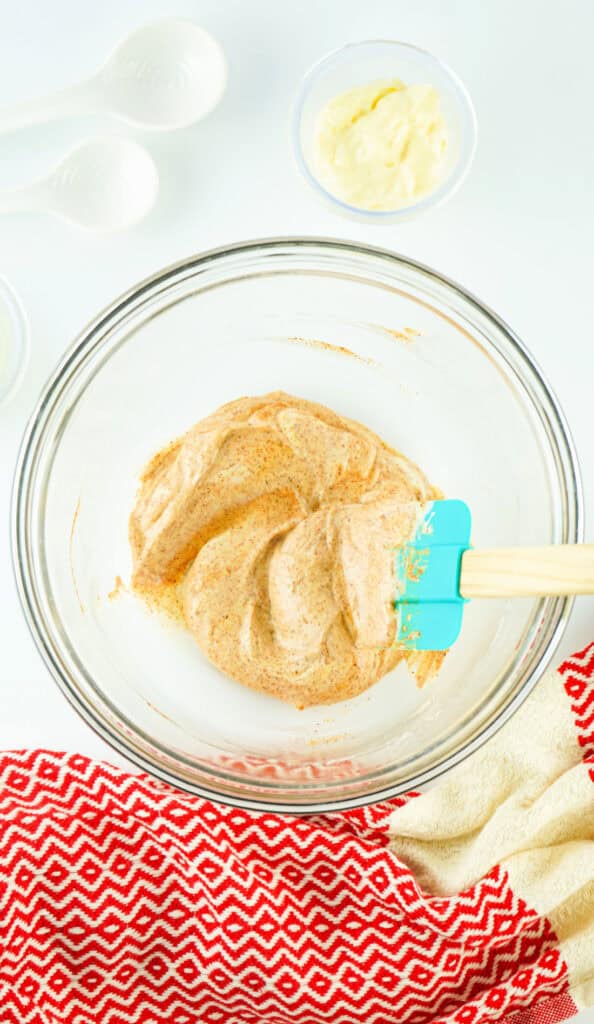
293 40 477 222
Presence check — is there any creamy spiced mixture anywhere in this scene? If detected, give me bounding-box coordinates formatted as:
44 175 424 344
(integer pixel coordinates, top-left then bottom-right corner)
130 392 444 707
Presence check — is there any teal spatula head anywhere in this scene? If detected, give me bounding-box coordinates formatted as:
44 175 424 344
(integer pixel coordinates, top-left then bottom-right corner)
395 499 472 651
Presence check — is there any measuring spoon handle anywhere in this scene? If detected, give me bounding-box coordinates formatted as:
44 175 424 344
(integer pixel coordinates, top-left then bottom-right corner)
0 79 101 134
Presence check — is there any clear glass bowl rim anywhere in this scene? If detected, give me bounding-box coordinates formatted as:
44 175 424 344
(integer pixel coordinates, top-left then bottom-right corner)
0 274 30 406
12 237 583 813
292 39 478 220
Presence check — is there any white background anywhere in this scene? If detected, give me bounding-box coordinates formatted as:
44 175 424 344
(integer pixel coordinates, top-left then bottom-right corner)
0 2 592 1018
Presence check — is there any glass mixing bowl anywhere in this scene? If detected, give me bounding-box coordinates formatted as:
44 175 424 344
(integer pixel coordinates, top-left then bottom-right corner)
12 239 582 812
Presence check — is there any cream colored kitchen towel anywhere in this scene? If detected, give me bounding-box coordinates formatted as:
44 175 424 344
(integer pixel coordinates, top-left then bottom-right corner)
389 642 594 1014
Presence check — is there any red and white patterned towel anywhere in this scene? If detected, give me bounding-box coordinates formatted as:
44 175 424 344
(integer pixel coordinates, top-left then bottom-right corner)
1 644 593 1024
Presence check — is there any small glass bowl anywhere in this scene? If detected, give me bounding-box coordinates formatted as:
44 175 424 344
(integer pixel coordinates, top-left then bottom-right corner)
0 275 29 407
293 40 477 221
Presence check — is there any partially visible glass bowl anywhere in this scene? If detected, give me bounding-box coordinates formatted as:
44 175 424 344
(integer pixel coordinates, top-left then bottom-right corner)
293 41 477 221
12 239 581 812
0 275 29 407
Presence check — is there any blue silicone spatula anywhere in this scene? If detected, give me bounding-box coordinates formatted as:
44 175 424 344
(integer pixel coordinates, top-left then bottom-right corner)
395 499 594 651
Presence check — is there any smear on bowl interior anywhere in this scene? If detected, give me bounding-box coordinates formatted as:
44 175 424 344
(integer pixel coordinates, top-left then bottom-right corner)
314 79 448 211
129 392 446 707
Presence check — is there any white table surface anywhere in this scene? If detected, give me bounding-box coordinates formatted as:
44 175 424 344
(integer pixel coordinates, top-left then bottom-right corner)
1 1 592 1018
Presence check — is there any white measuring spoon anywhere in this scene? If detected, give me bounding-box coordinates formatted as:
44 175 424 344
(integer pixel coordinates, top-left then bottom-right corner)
0 19 227 133
0 138 159 231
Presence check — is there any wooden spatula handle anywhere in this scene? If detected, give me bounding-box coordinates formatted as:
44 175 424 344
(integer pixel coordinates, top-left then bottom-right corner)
460 545 594 598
